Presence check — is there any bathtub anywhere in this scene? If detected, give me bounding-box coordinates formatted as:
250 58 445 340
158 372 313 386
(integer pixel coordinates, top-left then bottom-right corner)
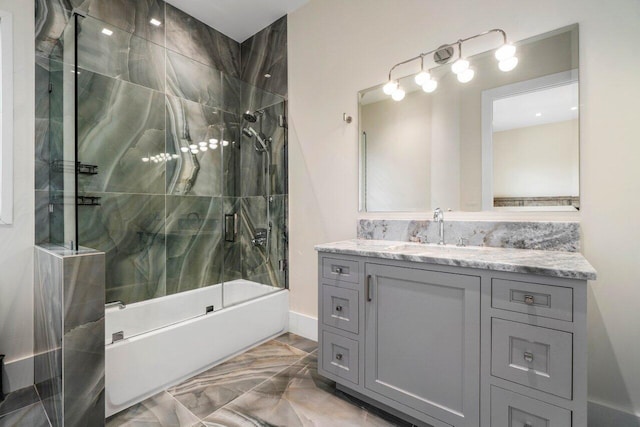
105 279 289 417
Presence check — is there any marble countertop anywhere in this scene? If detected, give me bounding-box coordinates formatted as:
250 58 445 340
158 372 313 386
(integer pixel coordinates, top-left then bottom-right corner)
315 239 597 280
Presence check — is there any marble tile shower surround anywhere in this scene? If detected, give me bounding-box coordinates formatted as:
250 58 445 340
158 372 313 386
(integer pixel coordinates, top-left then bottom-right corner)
358 219 581 252
35 0 289 305
241 15 288 98
34 246 105 427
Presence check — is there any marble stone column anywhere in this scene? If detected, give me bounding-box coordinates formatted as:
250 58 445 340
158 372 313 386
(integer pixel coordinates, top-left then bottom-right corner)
34 245 105 427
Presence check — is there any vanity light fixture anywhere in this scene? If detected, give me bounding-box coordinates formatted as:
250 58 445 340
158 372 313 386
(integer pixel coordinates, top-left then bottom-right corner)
150 18 162 26
383 28 517 99
101 28 113 36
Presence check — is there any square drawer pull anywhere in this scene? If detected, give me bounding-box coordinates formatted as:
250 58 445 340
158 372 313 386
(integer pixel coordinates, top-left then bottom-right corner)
335 305 343 312
334 267 344 274
336 353 343 360
524 295 535 305
523 352 534 363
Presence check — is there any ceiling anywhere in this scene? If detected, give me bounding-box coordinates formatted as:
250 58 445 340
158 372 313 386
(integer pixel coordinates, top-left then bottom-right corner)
493 82 579 132
166 0 308 42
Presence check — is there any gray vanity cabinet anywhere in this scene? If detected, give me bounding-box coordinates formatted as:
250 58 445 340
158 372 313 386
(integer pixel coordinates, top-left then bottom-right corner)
317 250 589 427
364 263 480 427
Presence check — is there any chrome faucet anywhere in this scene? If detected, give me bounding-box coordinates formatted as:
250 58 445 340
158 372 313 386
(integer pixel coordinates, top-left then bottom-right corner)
433 208 445 245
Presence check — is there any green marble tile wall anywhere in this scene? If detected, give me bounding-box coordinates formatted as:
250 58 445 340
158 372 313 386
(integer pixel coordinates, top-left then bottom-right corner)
35 0 289 305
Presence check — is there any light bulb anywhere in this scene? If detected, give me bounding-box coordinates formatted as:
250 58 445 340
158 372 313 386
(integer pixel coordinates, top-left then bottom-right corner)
198 141 207 147
498 56 518 72
222 140 230 147
383 80 398 95
190 149 199 154
209 138 218 145
172 154 179 159
422 79 438 93
495 44 516 61
451 59 469 74
457 68 475 83
152 158 159 163
142 157 149 162
391 87 405 101
209 143 218 149
180 146 189 153
189 144 197 150
414 71 430 86
200 146 208 152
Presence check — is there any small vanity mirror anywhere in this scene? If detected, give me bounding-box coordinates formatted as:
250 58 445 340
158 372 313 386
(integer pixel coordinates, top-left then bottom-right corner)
358 25 579 212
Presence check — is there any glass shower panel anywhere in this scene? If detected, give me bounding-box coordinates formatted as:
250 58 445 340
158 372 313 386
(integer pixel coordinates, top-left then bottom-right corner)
222 81 288 308
74 15 167 305
48 16 78 248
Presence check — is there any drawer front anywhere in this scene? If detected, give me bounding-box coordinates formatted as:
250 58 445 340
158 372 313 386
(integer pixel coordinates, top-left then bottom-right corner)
322 257 360 284
322 285 359 334
492 278 573 322
321 331 359 385
491 386 571 427
492 318 573 399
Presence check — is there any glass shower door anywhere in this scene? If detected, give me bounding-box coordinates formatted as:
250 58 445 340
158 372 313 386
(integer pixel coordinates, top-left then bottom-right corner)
222 87 288 308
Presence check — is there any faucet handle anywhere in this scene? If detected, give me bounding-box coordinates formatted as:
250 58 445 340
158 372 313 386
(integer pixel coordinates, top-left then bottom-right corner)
456 237 468 247
433 207 443 221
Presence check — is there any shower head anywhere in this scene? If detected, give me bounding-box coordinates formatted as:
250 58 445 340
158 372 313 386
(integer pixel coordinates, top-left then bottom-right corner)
242 126 270 152
242 110 264 123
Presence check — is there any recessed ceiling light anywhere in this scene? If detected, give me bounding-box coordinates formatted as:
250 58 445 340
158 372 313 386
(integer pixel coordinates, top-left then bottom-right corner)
150 18 162 26
570 106 578 111
535 112 542 117
101 28 113 36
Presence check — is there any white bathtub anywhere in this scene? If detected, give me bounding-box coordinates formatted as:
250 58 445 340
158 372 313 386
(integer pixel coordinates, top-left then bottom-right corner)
105 280 289 417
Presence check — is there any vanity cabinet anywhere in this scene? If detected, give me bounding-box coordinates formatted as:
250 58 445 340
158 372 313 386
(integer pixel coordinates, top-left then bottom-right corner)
317 251 589 427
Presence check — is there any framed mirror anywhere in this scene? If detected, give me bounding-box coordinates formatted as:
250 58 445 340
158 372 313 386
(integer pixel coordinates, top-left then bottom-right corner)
358 25 579 213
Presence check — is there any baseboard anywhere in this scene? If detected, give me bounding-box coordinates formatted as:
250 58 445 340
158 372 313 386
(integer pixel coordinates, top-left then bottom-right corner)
288 311 318 341
1 354 34 394
589 400 640 427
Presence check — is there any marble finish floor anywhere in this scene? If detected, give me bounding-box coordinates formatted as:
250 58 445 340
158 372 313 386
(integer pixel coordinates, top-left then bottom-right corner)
0 386 51 427
107 333 411 427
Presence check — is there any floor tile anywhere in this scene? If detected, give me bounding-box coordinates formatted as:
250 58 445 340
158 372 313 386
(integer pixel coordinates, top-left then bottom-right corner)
274 333 318 354
167 340 307 419
202 353 408 427
0 402 50 427
106 392 200 427
0 386 40 417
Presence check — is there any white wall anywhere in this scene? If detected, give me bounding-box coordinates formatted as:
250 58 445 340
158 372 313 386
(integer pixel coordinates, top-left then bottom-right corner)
0 0 34 392
493 119 579 198
288 0 640 419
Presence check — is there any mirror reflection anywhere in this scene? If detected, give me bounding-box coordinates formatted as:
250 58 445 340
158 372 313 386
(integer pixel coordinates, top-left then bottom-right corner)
358 25 579 212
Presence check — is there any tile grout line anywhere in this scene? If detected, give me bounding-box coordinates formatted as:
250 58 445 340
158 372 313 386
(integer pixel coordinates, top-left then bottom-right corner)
196 341 314 422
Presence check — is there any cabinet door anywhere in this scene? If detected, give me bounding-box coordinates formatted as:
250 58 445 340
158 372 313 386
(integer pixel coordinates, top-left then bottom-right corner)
364 263 480 427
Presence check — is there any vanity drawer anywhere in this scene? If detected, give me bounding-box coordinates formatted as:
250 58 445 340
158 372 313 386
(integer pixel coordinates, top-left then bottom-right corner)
322 285 359 334
321 331 359 385
492 278 573 322
491 318 573 399
322 257 360 284
491 386 571 427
